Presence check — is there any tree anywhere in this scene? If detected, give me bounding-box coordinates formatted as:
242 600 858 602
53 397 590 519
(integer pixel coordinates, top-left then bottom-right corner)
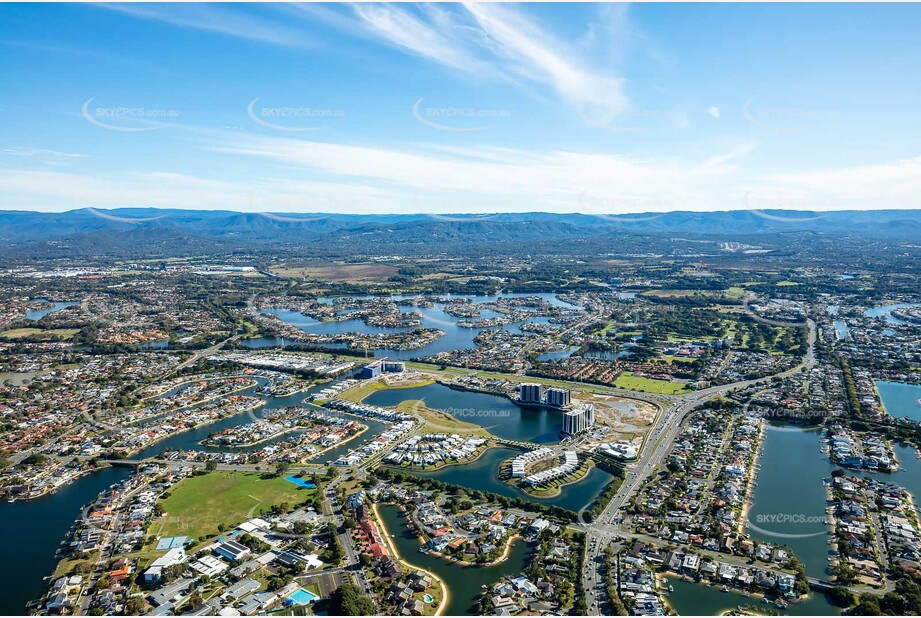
124 597 146 615
829 586 855 608
205 460 218 472
851 593 881 615
329 584 374 615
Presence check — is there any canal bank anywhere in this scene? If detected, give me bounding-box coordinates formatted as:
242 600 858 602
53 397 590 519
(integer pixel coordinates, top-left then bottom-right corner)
7 374 362 613
391 446 617 513
665 577 841 616
365 382 565 444
0 466 134 614
377 504 537 616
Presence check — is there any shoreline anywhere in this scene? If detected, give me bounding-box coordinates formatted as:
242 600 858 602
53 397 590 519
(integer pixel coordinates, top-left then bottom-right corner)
428 534 525 568
386 444 493 473
507 458 595 500
372 502 450 617
739 418 766 534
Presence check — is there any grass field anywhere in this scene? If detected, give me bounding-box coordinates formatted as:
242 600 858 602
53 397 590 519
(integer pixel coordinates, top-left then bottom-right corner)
336 377 434 403
613 372 690 395
0 327 80 340
393 399 493 437
150 472 312 544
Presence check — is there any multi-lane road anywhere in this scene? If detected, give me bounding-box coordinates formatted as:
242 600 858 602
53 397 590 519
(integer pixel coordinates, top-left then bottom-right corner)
581 318 816 613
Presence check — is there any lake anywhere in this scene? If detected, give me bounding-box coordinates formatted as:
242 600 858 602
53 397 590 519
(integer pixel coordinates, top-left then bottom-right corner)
24 300 77 321
377 504 536 615
396 446 617 513
364 382 564 444
262 293 581 359
864 302 921 326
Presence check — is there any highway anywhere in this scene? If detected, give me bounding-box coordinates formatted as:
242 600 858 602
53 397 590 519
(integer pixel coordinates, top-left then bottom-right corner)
581 318 817 613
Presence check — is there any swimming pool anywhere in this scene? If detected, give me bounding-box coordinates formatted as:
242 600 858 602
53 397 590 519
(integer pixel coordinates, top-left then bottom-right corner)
287 588 318 605
423 594 435 604
284 475 317 489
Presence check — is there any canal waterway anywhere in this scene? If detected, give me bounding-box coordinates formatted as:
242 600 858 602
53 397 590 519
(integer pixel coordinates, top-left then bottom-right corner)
260 293 581 359
875 380 921 422
0 466 134 615
395 446 617 513
666 577 840 616
377 504 537 615
365 382 564 444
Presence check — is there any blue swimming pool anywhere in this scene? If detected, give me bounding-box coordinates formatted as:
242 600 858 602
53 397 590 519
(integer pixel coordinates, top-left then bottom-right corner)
284 475 317 488
287 588 318 605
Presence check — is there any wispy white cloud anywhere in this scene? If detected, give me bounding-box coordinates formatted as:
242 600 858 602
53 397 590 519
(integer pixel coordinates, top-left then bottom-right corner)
206 131 753 211
1 147 88 158
462 3 627 119
95 3 316 48
755 156 921 205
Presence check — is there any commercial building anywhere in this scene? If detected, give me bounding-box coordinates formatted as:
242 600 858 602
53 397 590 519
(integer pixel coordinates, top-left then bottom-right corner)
518 382 543 404
359 361 382 379
544 387 571 408
382 360 406 373
360 358 405 378
144 548 187 583
562 403 595 436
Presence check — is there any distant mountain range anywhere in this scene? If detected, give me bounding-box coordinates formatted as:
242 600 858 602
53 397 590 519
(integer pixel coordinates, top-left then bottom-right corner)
1 208 919 241
1 208 918 260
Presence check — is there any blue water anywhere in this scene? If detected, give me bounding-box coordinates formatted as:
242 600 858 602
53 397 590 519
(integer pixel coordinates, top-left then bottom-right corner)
262 293 581 359
876 380 921 421
365 382 564 443
833 320 849 340
864 302 921 325
24 300 77 321
287 588 318 605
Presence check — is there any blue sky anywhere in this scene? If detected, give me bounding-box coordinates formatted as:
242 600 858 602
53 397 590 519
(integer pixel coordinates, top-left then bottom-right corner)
1 2 920 214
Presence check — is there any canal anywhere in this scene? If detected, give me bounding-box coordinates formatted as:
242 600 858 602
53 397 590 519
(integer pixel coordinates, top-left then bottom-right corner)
671 422 842 616
365 382 564 444
876 380 921 422
396 446 618 513
0 466 134 615
746 424 835 580
666 577 840 616
261 292 582 360
377 504 537 615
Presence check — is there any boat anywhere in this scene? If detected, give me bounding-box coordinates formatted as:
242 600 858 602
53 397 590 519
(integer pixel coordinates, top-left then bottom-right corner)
721 586 730 592
775 600 788 609
668 585 674 592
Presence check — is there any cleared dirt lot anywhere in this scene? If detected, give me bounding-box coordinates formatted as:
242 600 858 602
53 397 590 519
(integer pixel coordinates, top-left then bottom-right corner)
271 263 399 283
